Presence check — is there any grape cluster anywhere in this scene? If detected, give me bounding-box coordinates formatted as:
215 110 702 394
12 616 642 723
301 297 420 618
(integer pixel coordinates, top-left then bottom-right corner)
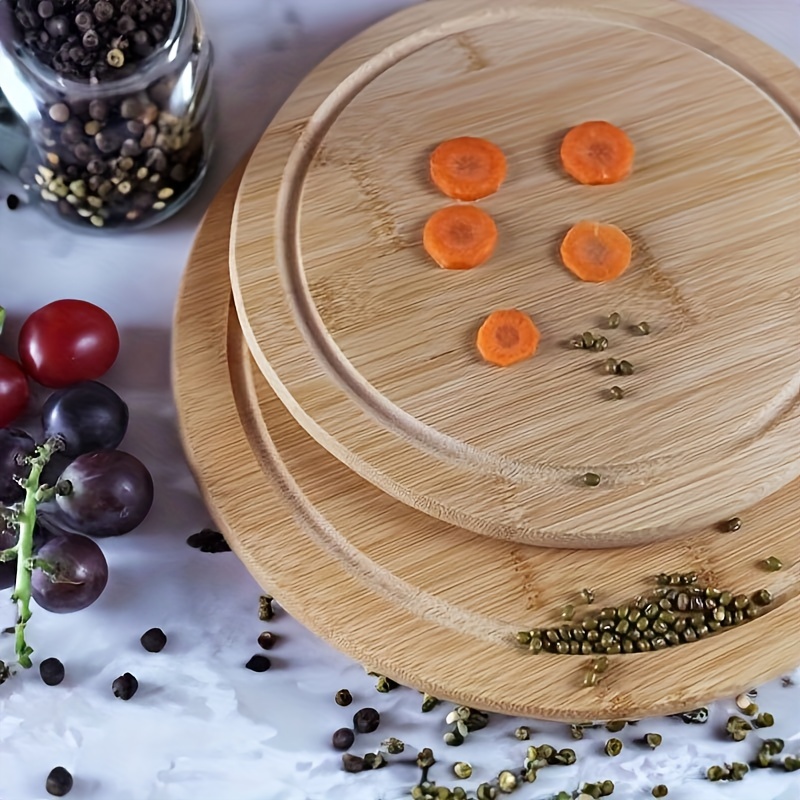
1 300 153 629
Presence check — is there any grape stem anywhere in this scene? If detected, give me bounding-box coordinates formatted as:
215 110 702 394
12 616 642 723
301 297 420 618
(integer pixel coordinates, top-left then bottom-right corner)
8 436 63 668
35 479 72 504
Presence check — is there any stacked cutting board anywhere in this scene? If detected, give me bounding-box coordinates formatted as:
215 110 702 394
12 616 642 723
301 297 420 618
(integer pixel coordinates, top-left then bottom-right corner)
172 0 800 721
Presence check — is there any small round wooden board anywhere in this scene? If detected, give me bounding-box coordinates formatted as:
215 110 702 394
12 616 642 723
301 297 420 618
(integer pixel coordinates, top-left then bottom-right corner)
230 0 800 548
174 164 800 722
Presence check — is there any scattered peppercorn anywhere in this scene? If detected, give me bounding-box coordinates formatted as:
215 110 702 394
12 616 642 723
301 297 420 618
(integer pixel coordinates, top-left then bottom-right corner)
729 762 749 781
763 556 783 572
604 738 623 757
363 752 387 770
375 675 399 693
332 728 355 750
335 689 353 707
514 725 530 740
497 770 517 792
6 194 20 211
257 631 276 650
342 753 364 773
245 655 271 673
644 733 662 749
258 595 275 621
651 786 668 798
39 657 65 686
140 627 167 653
421 693 440 712
45 766 73 796
583 472 601 487
353 707 380 734
721 516 742 532
476 782 497 800
186 528 230 553
453 761 472 779
112 672 138 700
754 712 775 728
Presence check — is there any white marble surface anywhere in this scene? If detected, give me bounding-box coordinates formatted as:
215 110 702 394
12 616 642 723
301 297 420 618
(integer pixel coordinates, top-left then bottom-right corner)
1 1 800 798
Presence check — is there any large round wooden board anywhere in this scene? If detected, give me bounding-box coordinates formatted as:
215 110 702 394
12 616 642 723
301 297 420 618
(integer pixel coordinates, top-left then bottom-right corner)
230 0 800 548
174 164 800 721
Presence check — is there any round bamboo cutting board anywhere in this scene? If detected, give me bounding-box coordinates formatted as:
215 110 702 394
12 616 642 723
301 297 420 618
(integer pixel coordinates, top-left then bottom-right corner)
174 164 800 722
230 0 800 549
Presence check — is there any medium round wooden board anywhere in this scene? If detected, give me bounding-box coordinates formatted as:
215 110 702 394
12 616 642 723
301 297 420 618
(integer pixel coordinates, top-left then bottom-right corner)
230 0 800 549
174 163 800 722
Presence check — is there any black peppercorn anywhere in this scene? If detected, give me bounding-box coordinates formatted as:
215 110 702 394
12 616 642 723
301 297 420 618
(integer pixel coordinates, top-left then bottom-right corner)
117 14 136 34
335 689 353 707
82 29 99 50
332 728 355 750
257 631 276 650
342 754 365 773
353 707 380 734
6 195 20 211
112 672 138 700
75 11 93 32
93 1 114 24
245 655 271 673
186 528 230 553
46 766 73 796
39 657 65 686
45 16 69 38
140 628 167 653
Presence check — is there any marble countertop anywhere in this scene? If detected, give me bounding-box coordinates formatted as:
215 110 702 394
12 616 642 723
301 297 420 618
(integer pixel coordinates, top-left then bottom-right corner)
1 1 799 798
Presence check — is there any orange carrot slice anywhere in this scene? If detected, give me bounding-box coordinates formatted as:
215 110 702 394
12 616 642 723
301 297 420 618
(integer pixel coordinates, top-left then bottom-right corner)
560 221 632 283
560 121 635 185
423 205 498 270
476 309 540 367
429 137 507 201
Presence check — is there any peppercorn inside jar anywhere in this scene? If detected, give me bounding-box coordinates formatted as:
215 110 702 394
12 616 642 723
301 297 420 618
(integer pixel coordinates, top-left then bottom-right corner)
0 0 214 231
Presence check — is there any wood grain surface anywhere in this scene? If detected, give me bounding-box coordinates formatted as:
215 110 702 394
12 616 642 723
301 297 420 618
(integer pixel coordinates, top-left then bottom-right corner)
230 0 800 548
173 164 800 722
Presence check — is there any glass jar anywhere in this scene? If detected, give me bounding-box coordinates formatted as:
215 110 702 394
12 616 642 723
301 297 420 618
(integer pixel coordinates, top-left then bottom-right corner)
0 0 214 231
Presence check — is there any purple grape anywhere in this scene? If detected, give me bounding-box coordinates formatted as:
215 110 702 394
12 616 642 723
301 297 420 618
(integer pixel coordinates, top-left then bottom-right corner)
31 533 108 613
40 451 73 491
54 450 153 537
1 520 55 590
0 521 16 591
0 427 35 504
42 381 128 457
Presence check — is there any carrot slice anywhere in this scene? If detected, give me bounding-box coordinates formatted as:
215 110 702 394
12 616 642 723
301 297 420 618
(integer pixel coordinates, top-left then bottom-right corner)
560 121 634 185
476 309 540 367
429 137 507 201
423 205 498 270
560 220 632 283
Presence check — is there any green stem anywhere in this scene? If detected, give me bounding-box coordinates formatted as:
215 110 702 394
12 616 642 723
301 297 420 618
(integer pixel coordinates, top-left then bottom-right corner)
0 546 18 563
0 306 5 336
9 437 62 668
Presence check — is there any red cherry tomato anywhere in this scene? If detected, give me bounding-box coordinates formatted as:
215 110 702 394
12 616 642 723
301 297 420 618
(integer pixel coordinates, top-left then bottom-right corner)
18 300 120 389
0 354 30 426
